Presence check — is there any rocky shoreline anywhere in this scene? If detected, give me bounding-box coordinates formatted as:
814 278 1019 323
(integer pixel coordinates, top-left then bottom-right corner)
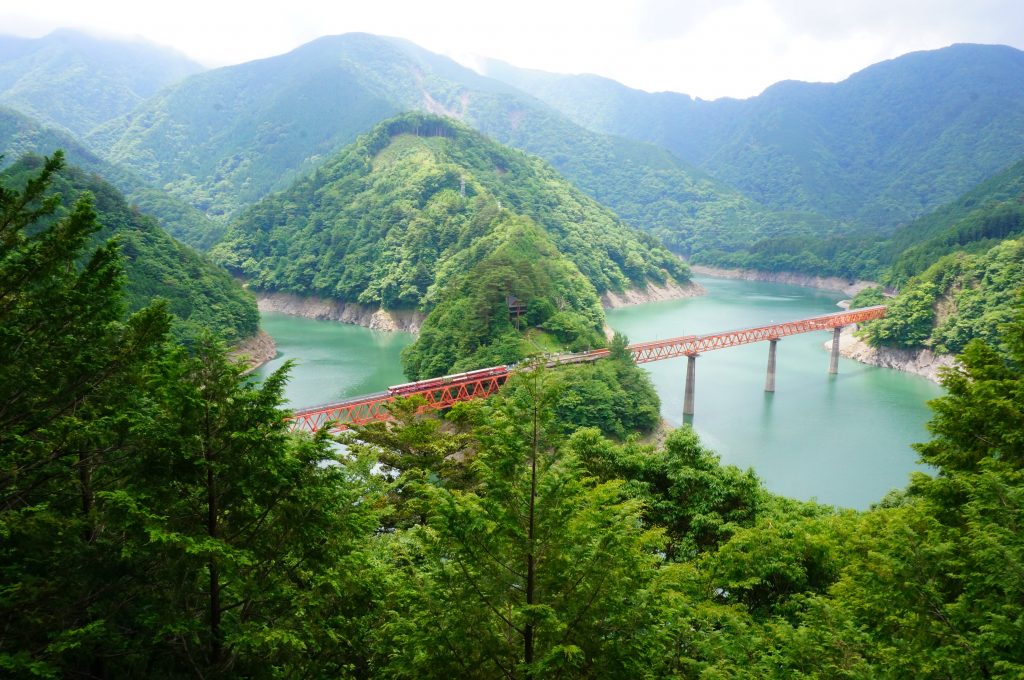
689 264 877 297
231 330 278 373
256 277 704 333
256 291 426 333
830 326 955 384
245 279 705 372
601 278 705 308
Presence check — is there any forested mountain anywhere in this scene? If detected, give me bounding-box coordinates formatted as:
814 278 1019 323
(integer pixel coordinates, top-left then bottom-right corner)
87 34 402 222
881 158 1024 284
835 157 1024 356
89 32 795 255
0 106 222 248
2 154 258 341
484 43 1024 229
6 31 1021 272
694 155 1024 282
215 113 687 377
0 29 202 136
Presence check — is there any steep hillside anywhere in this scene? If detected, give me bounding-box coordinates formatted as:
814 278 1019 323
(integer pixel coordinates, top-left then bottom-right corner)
88 34 405 222
705 156 1024 283
882 158 1024 285
0 29 202 136
3 154 259 342
90 32 792 254
0 106 221 248
214 114 689 376
854 237 1024 356
844 159 1024 359
485 44 1024 229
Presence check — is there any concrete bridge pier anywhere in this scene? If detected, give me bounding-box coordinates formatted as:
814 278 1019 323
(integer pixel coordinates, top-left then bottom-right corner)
765 339 778 392
829 327 842 374
683 354 698 416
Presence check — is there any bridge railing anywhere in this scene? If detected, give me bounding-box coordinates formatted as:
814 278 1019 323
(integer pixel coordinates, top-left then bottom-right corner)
627 305 886 363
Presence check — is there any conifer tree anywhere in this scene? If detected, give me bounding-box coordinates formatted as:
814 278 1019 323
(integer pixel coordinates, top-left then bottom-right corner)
380 368 665 678
0 151 171 675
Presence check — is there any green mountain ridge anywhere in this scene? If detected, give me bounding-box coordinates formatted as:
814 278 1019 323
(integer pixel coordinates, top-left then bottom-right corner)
483 43 1024 230
707 153 1024 285
85 32 793 255
0 29 203 136
882 158 1024 284
0 106 223 249
845 158 1024 354
215 113 687 300
855 236 1024 356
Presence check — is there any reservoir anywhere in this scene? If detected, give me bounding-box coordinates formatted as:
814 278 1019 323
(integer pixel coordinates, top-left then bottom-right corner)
257 275 942 509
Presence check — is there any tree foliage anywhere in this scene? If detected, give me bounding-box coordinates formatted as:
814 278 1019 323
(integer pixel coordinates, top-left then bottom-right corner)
6 147 1024 679
0 152 380 677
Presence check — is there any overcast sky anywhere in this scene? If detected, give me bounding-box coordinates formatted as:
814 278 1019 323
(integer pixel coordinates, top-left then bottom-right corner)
2 0 1022 99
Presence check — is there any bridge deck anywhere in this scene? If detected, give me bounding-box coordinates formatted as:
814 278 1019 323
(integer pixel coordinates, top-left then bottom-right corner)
287 305 885 433
627 305 886 363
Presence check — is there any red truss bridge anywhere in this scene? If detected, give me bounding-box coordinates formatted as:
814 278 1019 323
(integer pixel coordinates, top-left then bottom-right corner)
624 305 886 363
287 305 886 433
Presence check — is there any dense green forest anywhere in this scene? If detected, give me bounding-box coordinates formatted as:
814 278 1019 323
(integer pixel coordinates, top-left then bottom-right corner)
853 237 1024 354
215 113 686 300
825 160 1024 355
710 157 1024 284
6 32 1024 283
4 150 1024 678
3 27 1024 679
0 106 224 249
398 215 606 379
1 153 258 342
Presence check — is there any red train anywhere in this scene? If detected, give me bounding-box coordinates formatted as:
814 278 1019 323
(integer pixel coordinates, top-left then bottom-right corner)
387 365 509 397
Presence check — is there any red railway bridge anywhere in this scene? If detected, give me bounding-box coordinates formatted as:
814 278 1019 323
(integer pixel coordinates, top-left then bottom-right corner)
287 305 886 433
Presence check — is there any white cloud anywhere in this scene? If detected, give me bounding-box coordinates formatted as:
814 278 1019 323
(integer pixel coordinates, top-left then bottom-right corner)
1 0 1022 99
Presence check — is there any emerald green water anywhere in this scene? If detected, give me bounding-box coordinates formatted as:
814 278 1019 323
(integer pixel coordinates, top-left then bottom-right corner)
606 276 942 509
257 276 942 509
254 311 413 409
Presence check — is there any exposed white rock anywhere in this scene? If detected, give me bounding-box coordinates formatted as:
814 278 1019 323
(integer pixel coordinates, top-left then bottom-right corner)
830 326 955 383
256 292 425 334
690 264 877 298
601 279 705 309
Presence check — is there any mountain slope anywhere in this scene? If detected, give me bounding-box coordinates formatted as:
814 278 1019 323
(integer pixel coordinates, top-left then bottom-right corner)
882 158 1024 284
91 32 794 254
0 29 202 136
0 106 223 249
88 34 405 221
3 154 259 342
848 160 1024 354
855 237 1024 356
215 113 687 302
484 44 1024 229
700 156 1024 282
